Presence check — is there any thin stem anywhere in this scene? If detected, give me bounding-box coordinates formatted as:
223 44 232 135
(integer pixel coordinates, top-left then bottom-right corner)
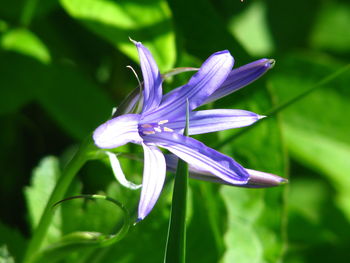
164 100 190 263
20 0 40 27
22 138 94 263
215 63 350 149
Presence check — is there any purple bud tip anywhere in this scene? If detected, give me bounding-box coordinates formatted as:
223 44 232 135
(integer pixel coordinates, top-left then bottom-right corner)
134 218 143 225
246 169 288 188
278 177 289 185
267 59 276 69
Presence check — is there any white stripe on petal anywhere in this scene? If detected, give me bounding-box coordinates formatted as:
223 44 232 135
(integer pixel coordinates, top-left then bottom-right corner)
106 152 141 190
137 144 166 221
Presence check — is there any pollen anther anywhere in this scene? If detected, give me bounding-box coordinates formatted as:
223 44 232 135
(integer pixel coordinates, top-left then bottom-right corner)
141 124 153 128
158 120 169 124
163 127 174 132
143 131 156 135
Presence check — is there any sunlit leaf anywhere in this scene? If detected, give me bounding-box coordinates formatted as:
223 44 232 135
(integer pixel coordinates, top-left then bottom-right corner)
24 156 62 246
228 0 274 56
216 83 287 263
60 0 176 70
270 54 350 220
0 245 14 263
0 28 51 63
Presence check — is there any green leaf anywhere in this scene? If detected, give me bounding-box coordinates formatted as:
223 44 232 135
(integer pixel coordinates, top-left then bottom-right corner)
24 156 62 246
0 28 51 63
0 222 26 262
216 84 287 263
310 1 350 53
33 195 131 263
0 245 15 263
228 0 274 56
270 54 350 220
60 0 176 70
286 124 350 217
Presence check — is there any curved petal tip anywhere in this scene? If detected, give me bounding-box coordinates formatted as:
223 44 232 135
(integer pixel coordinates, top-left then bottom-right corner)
267 59 276 68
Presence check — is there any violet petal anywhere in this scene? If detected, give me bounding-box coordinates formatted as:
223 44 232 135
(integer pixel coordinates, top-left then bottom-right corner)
144 132 249 185
165 154 287 188
133 40 163 113
141 50 234 122
93 114 142 149
137 143 166 220
166 109 264 135
204 59 275 104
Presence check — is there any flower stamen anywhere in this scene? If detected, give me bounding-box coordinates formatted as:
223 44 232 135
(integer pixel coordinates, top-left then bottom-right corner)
143 131 156 135
163 127 174 132
158 120 169 124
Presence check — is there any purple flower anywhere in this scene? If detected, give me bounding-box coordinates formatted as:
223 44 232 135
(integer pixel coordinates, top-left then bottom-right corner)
93 40 285 221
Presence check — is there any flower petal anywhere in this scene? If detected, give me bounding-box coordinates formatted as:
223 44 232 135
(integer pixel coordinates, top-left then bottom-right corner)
137 143 166 221
106 152 142 190
141 50 234 122
133 40 162 113
93 114 142 149
144 132 249 185
245 169 288 187
166 109 264 135
204 59 275 104
165 154 287 188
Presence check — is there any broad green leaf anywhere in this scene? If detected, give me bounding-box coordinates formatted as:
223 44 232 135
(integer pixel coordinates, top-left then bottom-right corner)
270 54 350 220
228 0 274 56
24 156 62 246
310 1 350 52
216 83 287 263
60 0 176 70
285 125 350 219
0 28 51 63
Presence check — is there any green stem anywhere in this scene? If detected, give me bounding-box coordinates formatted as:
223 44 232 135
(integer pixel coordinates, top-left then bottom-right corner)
20 0 40 27
22 138 94 263
164 100 189 263
215 63 350 149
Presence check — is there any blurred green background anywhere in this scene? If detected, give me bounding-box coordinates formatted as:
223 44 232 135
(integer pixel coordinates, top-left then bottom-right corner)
1 0 350 262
